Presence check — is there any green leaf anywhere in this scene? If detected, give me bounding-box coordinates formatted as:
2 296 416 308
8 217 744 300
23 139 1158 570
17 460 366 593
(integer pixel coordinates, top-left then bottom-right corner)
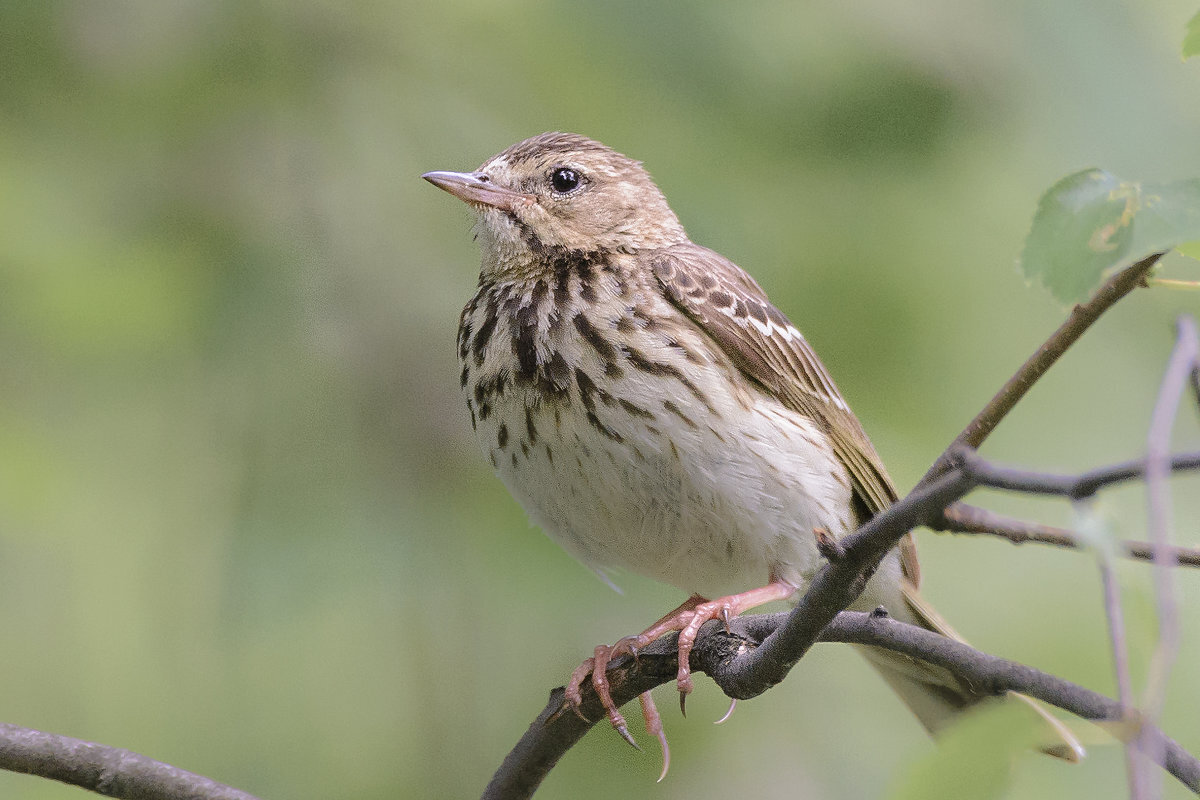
1184 10 1200 60
887 701 1050 800
1020 169 1200 304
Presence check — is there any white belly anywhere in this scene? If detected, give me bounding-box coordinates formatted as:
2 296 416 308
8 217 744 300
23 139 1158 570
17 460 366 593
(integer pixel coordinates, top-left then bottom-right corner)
474 369 856 600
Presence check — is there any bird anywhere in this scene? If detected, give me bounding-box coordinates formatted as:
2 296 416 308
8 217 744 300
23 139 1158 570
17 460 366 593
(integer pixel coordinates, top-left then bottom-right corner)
423 132 1082 775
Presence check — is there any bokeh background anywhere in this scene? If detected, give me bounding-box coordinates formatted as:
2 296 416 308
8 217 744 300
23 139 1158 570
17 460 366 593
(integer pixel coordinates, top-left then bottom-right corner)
2 1 1199 798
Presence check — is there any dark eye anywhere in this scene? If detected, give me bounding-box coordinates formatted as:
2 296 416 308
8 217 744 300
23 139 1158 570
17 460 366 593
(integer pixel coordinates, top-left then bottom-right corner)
550 167 581 194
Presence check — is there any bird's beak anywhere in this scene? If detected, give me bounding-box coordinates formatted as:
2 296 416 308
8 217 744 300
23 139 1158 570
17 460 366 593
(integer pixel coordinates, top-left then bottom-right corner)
422 171 536 213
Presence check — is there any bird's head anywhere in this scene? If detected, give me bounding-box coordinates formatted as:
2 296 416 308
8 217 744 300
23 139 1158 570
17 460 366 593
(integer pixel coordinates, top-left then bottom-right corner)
424 132 687 276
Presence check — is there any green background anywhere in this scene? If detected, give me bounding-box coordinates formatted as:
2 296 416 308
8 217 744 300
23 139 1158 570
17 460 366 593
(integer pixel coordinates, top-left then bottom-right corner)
2 1 1199 798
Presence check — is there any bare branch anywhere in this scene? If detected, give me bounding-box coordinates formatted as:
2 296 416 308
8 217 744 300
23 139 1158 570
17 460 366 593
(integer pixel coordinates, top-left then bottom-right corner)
940 504 1200 567
483 612 1200 799
920 251 1165 485
0 723 260 800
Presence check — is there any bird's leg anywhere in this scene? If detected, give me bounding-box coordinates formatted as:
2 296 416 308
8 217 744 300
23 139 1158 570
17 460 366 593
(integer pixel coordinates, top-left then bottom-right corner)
673 579 797 712
565 594 708 748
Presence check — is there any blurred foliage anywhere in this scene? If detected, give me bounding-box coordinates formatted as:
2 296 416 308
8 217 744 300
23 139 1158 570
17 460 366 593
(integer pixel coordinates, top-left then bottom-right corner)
1 1 1198 798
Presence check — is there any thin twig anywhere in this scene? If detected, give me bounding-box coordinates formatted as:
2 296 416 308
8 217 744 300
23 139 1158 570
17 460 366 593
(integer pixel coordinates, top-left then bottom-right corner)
920 251 1165 485
949 448 1200 500
1139 316 1199 799
940 504 1200 567
0 723 260 800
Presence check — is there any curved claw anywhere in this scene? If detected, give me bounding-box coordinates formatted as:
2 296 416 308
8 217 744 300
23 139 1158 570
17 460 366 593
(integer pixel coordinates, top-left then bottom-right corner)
614 720 640 750
639 692 670 782
679 690 687 718
714 698 737 725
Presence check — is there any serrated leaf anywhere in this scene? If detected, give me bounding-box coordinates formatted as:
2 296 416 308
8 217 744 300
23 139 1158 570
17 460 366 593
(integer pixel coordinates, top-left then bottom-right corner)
1020 169 1200 304
1184 10 1200 60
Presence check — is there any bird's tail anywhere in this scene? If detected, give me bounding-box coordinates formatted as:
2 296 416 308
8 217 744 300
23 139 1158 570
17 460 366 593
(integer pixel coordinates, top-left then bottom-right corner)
854 583 1085 762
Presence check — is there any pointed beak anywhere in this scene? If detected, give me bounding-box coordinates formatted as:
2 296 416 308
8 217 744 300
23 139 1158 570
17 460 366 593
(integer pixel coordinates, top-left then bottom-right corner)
421 170 536 213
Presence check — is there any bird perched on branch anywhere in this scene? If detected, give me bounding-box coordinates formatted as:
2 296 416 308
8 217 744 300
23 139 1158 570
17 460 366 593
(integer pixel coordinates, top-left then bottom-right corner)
424 132 1082 775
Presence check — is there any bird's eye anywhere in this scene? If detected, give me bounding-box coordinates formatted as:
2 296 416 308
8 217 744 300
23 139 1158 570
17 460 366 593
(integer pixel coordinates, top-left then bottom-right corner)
550 167 582 194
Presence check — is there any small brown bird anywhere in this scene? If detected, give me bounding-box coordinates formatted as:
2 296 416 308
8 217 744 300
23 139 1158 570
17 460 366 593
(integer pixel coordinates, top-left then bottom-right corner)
424 132 1081 772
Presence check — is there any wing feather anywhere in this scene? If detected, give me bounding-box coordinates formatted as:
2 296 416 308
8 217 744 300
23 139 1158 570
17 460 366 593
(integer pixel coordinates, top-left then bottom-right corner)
650 243 921 586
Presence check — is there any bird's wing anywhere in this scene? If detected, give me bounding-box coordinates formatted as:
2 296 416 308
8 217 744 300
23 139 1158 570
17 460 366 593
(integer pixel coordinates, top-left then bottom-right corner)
649 242 920 586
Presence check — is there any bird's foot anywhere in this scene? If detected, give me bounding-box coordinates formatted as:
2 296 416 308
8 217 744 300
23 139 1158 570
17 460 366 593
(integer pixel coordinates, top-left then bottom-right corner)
563 595 708 776
563 581 794 778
